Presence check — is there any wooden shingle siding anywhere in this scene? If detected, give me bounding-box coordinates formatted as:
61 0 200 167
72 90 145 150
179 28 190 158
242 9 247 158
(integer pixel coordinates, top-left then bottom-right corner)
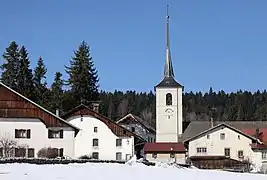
0 85 71 128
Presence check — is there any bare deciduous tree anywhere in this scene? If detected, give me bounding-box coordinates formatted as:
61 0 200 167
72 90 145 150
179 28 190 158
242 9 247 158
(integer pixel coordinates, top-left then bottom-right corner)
117 99 129 118
0 137 18 157
141 108 153 126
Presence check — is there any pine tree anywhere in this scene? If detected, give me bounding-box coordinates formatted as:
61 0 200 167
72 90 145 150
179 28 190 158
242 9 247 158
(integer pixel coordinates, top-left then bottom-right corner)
0 41 20 90
65 41 99 106
49 72 64 113
17 46 34 99
33 56 48 105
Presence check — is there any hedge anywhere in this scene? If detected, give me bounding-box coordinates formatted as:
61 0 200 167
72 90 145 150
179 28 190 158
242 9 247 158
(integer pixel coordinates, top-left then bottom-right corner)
0 158 156 166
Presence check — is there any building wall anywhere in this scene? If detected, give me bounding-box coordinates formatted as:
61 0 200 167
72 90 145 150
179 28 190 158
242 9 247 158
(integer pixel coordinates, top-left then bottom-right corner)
120 123 155 142
188 127 264 170
156 87 183 142
146 152 185 164
67 115 134 161
0 118 75 157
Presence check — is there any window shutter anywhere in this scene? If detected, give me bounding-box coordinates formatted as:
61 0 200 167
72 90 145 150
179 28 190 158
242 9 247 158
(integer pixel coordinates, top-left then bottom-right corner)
26 129 31 138
60 130 63 138
59 148 64 157
15 129 18 138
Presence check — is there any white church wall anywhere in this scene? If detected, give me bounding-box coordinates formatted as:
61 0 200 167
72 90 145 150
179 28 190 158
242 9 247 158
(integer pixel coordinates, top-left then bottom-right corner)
156 87 183 142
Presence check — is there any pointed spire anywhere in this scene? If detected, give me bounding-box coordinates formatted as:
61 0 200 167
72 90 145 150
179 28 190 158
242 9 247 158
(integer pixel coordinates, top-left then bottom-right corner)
164 5 174 78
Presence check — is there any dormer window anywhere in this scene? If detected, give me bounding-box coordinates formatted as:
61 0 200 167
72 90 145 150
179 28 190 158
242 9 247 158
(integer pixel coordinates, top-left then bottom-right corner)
166 93 172 106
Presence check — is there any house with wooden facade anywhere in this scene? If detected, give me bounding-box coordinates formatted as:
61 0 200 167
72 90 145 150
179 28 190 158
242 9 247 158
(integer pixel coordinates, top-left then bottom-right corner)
116 113 156 143
61 104 146 161
0 82 79 158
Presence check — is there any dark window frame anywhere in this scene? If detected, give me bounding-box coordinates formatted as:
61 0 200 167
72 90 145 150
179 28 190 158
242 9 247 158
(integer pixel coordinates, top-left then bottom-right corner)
166 93 172 106
93 138 99 147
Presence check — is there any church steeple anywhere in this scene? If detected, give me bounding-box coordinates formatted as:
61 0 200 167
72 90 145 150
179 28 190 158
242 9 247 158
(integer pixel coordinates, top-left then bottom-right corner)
155 5 183 89
164 5 174 78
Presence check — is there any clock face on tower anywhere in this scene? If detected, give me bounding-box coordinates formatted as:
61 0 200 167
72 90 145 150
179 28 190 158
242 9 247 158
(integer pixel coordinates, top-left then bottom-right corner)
165 108 174 120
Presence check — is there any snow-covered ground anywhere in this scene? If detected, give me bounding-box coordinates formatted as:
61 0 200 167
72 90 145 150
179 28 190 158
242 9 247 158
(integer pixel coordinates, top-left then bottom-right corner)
0 162 266 180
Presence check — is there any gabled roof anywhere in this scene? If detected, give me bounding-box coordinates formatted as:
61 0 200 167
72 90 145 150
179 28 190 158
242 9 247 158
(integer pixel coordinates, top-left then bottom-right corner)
116 113 156 133
61 104 145 142
183 123 258 143
0 82 80 133
181 120 267 141
144 142 186 153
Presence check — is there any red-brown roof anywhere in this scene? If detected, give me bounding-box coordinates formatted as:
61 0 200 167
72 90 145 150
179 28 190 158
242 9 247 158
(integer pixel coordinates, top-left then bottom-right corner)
144 142 186 153
0 82 79 134
61 104 145 141
242 128 267 142
250 143 267 150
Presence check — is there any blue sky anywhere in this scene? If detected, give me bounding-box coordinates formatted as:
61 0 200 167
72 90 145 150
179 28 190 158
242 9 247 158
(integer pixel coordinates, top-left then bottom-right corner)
1 0 267 93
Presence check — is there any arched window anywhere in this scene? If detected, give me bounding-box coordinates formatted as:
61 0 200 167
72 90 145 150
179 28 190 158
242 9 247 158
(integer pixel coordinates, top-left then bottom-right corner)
166 93 172 106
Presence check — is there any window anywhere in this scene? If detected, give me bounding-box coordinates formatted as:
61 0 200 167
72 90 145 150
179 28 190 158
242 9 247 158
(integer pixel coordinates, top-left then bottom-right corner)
0 148 3 157
224 148 230 156
207 135 210 139
94 127 98 133
152 153 157 159
196 147 207 153
48 129 63 139
116 152 122 160
15 129 31 139
92 152 99 159
220 133 225 140
116 139 122 147
15 148 26 157
262 152 267 160
131 127 135 132
93 139 99 147
166 93 172 106
238 150 244 158
27 148 35 158
238 135 240 140
170 153 175 158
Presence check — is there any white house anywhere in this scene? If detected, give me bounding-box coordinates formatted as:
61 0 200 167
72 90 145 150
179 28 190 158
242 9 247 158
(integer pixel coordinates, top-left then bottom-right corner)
184 123 266 171
61 104 145 161
0 82 79 158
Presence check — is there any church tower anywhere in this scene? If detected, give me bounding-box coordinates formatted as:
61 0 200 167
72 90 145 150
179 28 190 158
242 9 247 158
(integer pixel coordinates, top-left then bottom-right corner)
155 7 183 142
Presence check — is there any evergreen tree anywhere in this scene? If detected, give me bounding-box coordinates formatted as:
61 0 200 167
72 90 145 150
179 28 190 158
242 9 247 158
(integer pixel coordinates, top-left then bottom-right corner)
65 41 99 106
33 56 48 105
16 46 34 99
49 72 64 113
0 41 20 90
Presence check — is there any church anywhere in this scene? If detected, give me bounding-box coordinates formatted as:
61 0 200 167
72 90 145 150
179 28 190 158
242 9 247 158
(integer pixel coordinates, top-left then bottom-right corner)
143 10 187 164
143 9 267 172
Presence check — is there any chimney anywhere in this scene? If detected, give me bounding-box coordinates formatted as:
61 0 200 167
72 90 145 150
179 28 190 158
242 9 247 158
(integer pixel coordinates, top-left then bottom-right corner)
56 109 59 116
91 102 100 113
210 107 216 128
210 117 214 128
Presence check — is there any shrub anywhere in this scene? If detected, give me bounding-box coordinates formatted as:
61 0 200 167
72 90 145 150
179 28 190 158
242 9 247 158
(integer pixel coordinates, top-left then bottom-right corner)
37 147 59 159
79 155 92 159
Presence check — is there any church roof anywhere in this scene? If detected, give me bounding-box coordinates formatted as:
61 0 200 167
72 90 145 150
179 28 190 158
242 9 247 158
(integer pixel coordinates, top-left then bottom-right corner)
155 76 183 88
155 7 183 89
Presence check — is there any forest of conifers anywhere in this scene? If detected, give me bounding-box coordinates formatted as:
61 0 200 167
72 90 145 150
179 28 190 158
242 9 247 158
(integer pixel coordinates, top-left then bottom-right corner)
1 41 267 128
